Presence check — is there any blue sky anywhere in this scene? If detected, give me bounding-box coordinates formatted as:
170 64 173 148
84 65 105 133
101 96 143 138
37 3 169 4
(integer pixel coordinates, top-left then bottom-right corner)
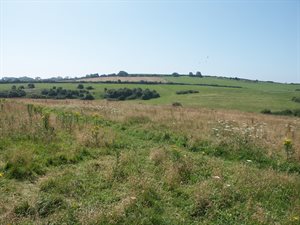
0 0 299 83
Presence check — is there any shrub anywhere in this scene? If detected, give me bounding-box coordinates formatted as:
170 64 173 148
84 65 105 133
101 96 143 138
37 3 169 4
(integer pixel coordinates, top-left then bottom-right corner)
261 109 271 114
86 86 94 90
172 102 182 107
261 108 300 117
32 87 95 100
27 83 35 88
292 96 300 103
104 88 160 101
82 93 95 100
77 84 84 89
176 90 199 95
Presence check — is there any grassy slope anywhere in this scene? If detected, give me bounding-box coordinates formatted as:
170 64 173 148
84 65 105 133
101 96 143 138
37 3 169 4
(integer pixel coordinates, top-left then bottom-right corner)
0 76 300 112
0 100 299 224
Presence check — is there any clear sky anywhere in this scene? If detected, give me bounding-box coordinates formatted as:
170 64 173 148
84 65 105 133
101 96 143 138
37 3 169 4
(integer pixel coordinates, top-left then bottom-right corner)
0 0 299 83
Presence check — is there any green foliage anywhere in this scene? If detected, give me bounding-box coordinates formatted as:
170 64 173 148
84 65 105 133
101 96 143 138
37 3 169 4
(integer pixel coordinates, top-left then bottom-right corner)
86 86 94 90
35 86 94 100
292 96 300 103
261 108 300 117
77 84 84 89
176 90 199 95
27 83 35 88
104 88 160 100
261 109 271 114
0 88 26 98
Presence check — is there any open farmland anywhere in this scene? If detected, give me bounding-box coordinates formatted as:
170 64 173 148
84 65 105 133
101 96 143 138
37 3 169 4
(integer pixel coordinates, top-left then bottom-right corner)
1 76 300 112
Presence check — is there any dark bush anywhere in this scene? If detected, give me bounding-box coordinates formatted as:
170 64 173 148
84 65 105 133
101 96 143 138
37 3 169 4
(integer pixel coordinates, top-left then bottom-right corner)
272 109 293 116
261 108 300 117
292 97 300 103
176 90 199 95
261 109 271 114
172 102 183 107
27 83 35 89
77 84 84 89
104 88 160 101
83 94 95 100
86 86 94 90
31 87 95 100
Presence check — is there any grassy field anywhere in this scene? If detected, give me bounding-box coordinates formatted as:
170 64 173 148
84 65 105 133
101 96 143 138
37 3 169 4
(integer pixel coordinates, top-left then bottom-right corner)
0 77 300 224
0 76 300 112
0 98 299 224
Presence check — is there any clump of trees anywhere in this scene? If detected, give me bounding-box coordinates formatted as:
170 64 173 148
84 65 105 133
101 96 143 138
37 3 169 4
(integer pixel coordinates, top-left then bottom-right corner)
176 90 199 95
104 88 160 101
85 73 99 78
292 97 300 103
0 85 27 98
117 71 129 76
31 87 95 100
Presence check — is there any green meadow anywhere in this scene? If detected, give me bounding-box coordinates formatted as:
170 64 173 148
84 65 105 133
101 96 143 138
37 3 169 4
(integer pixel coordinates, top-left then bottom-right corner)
0 76 300 112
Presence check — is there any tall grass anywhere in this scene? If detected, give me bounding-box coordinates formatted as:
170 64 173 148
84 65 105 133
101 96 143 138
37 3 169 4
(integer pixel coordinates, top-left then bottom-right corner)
0 99 299 224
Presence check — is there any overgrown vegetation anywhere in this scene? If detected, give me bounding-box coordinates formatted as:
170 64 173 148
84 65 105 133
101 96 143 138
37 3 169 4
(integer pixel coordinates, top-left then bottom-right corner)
0 100 299 224
104 87 160 100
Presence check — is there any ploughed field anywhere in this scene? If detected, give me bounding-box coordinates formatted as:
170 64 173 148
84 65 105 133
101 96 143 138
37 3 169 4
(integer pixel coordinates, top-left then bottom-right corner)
0 98 299 224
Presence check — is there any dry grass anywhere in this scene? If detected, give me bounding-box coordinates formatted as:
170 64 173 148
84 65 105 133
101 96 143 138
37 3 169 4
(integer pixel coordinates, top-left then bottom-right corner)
0 99 299 224
15 98 300 161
